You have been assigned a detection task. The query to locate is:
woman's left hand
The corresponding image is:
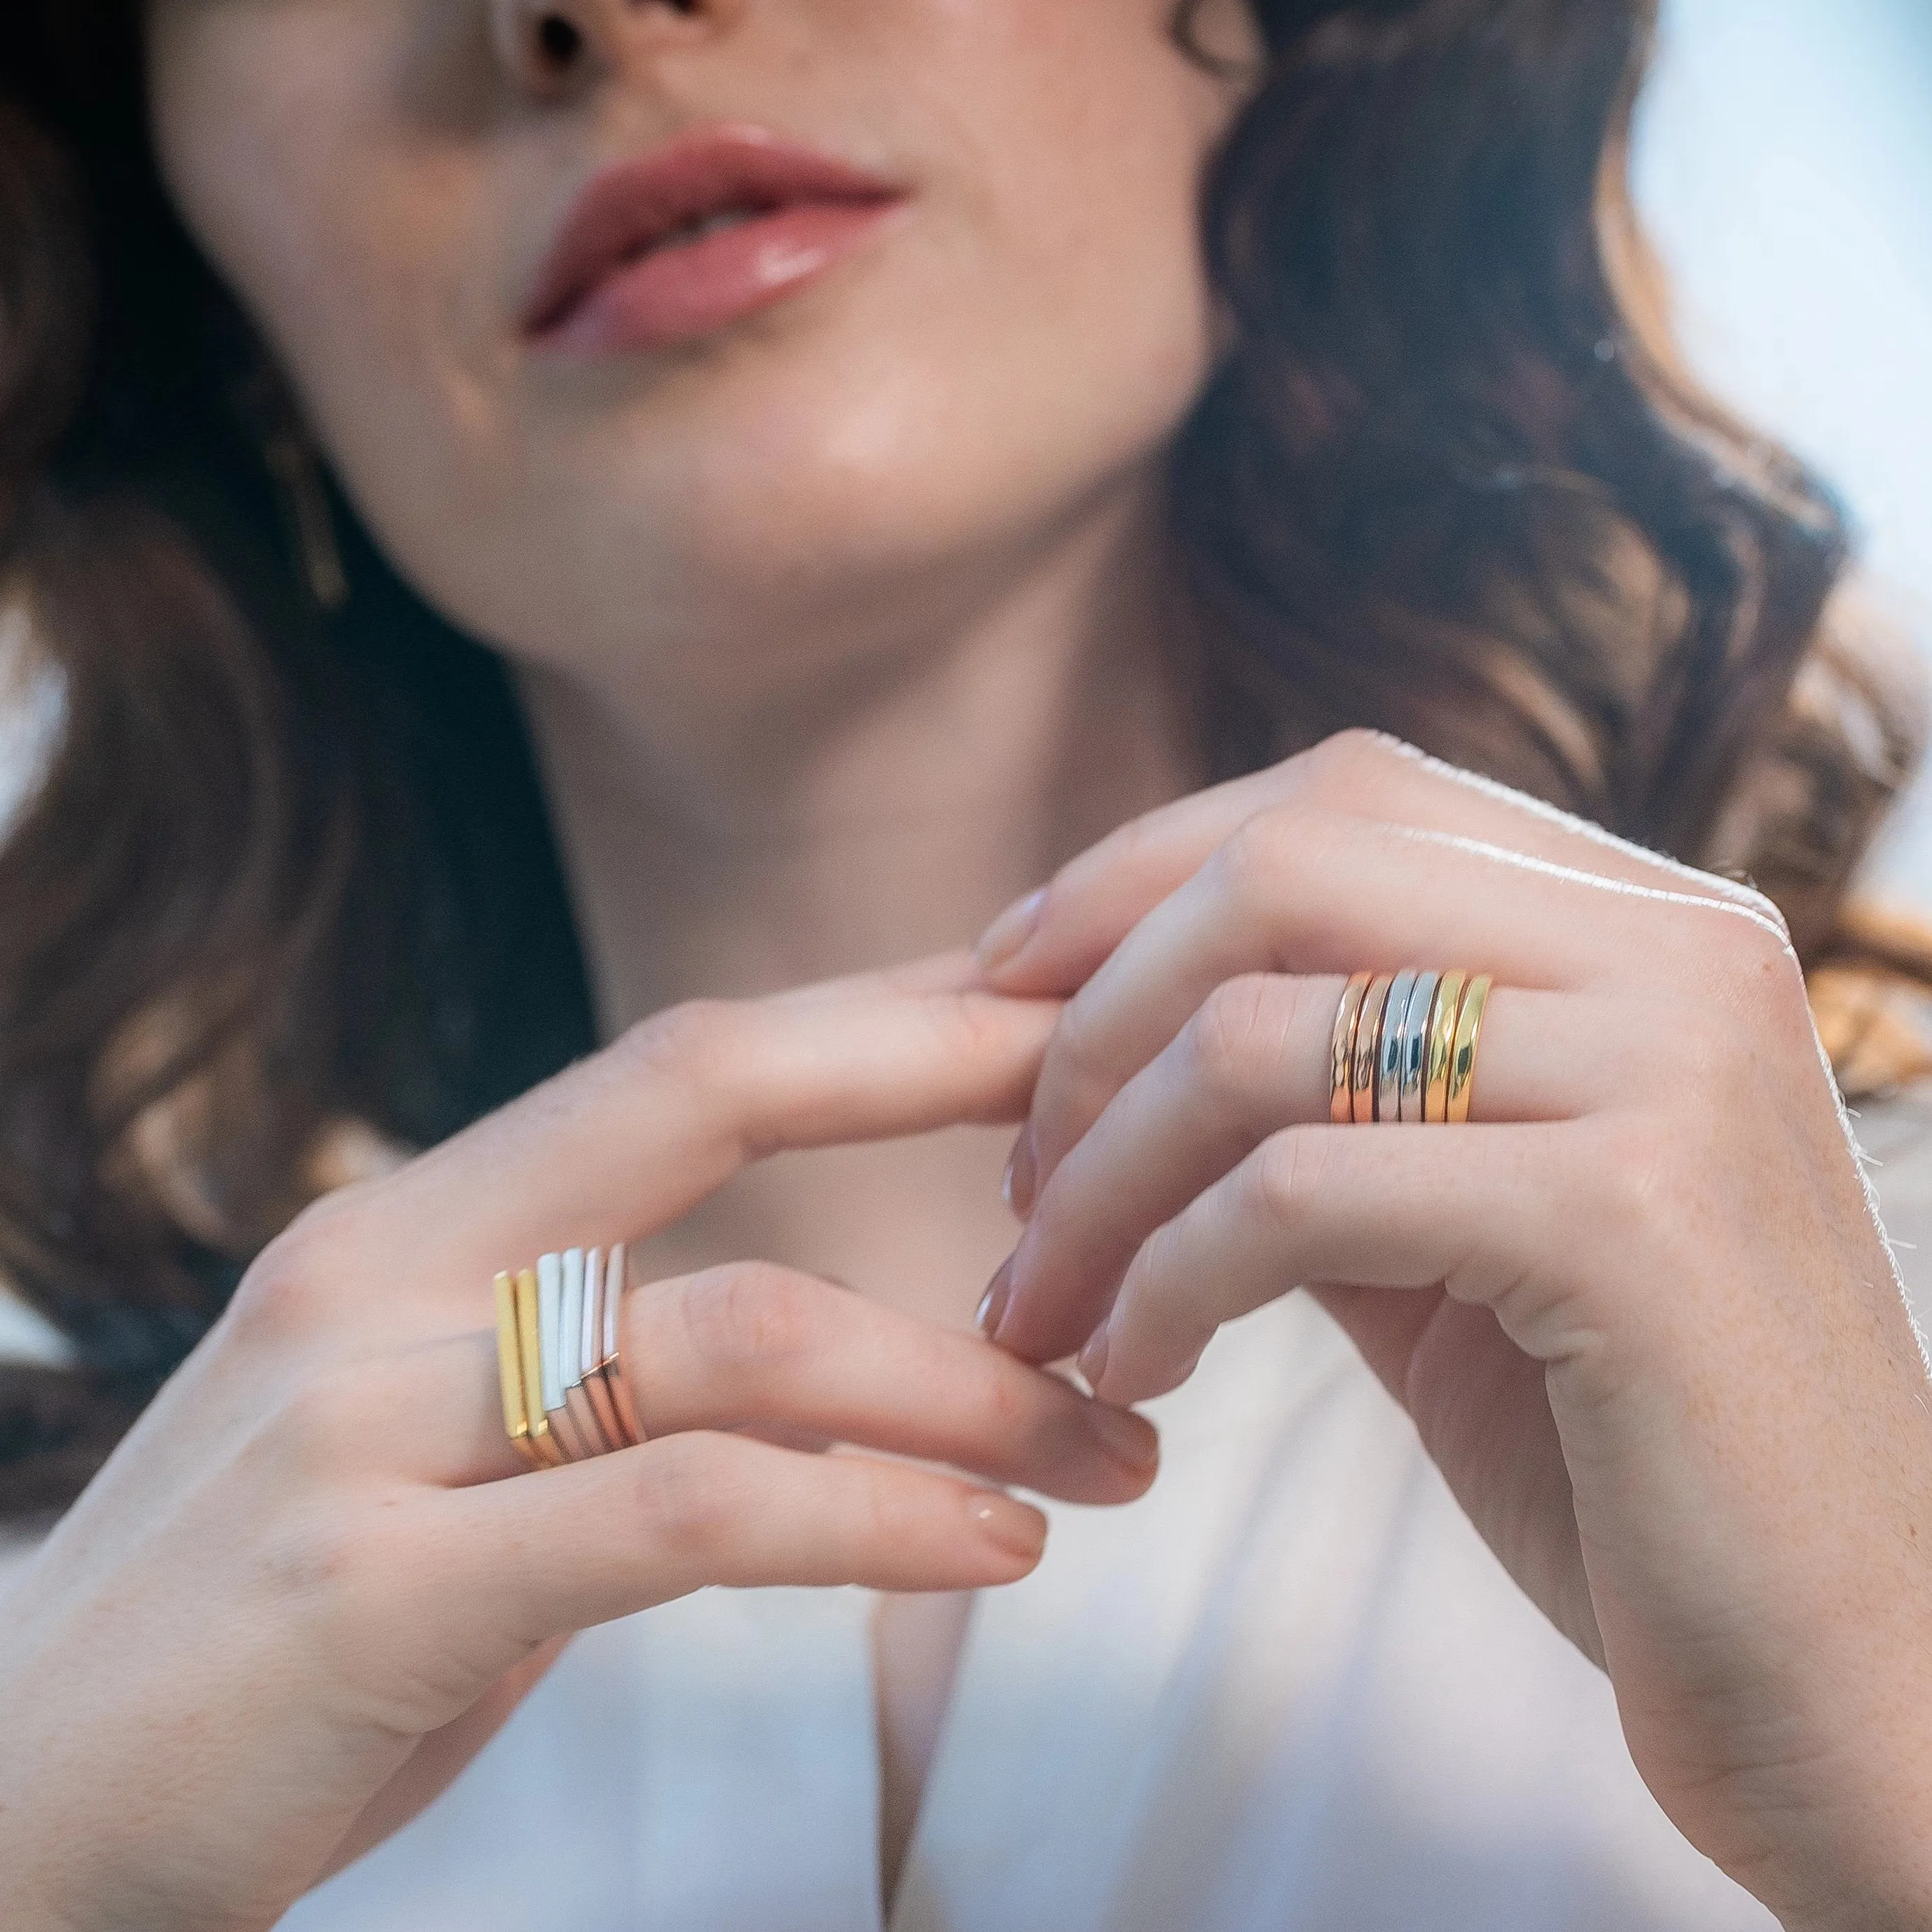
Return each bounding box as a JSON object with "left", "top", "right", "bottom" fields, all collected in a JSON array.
[{"left": 975, "top": 729, "right": 1932, "bottom": 1932}]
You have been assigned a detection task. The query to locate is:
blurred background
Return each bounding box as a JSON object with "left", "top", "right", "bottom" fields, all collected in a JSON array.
[{"left": 1638, "top": 0, "right": 1932, "bottom": 906}]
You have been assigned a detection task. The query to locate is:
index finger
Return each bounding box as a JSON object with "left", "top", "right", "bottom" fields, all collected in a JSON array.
[
  {"left": 281, "top": 980, "right": 1063, "bottom": 1335},
  {"left": 974, "top": 730, "right": 1778, "bottom": 997}
]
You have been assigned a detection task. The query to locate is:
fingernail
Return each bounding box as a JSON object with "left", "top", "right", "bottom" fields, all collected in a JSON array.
[
  {"left": 966, "top": 1492, "right": 1048, "bottom": 1563},
  {"left": 975, "top": 889, "right": 1046, "bottom": 975},
  {"left": 1077, "top": 1324, "right": 1111, "bottom": 1393},
  {"left": 1001, "top": 1126, "right": 1037, "bottom": 1221},
  {"left": 1082, "top": 1400, "right": 1158, "bottom": 1477},
  {"left": 976, "top": 1259, "right": 1014, "bottom": 1342}
]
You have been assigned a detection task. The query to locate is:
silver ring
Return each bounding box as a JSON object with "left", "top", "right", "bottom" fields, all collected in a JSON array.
[
  {"left": 1398, "top": 971, "right": 1440, "bottom": 1123},
  {"left": 1377, "top": 970, "right": 1417, "bottom": 1123}
]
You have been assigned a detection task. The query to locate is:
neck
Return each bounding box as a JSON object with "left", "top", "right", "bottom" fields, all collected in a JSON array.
[{"left": 520, "top": 482, "right": 1201, "bottom": 1036}]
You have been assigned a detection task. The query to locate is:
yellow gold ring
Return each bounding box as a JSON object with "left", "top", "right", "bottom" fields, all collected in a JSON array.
[
  {"left": 1423, "top": 970, "right": 1468, "bottom": 1123},
  {"left": 1330, "top": 969, "right": 1493, "bottom": 1126},
  {"left": 1446, "top": 975, "right": 1493, "bottom": 1125},
  {"left": 493, "top": 1245, "right": 644, "bottom": 1468}
]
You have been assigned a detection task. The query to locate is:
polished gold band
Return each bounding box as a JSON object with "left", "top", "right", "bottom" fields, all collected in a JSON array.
[
  {"left": 1423, "top": 970, "right": 1468, "bottom": 1124},
  {"left": 1329, "top": 968, "right": 1493, "bottom": 1125},
  {"left": 492, "top": 1245, "right": 645, "bottom": 1468},
  {"left": 1447, "top": 975, "right": 1493, "bottom": 1125}
]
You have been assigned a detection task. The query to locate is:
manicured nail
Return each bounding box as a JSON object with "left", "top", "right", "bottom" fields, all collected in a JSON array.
[
  {"left": 975, "top": 889, "right": 1046, "bottom": 975},
  {"left": 967, "top": 1492, "right": 1048, "bottom": 1563},
  {"left": 1077, "top": 1324, "right": 1111, "bottom": 1393},
  {"left": 1082, "top": 1400, "right": 1158, "bottom": 1477},
  {"left": 1001, "top": 1126, "right": 1038, "bottom": 1221},
  {"left": 976, "top": 1259, "right": 1014, "bottom": 1341}
]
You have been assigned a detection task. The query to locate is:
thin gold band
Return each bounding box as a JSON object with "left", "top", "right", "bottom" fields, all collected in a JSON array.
[
  {"left": 494, "top": 1246, "right": 643, "bottom": 1469},
  {"left": 1424, "top": 970, "right": 1468, "bottom": 1124},
  {"left": 513, "top": 1269, "right": 565, "bottom": 1466},
  {"left": 494, "top": 1273, "right": 542, "bottom": 1468},
  {"left": 1332, "top": 968, "right": 1492, "bottom": 1126},
  {"left": 1447, "top": 975, "right": 1493, "bottom": 1125}
]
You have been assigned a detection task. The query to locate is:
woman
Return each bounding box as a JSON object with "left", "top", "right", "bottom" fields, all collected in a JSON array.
[{"left": 2, "top": 0, "right": 1931, "bottom": 1926}]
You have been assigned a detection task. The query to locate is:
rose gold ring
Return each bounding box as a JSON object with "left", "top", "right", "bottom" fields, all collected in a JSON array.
[
  {"left": 1329, "top": 973, "right": 1372, "bottom": 1124},
  {"left": 1351, "top": 974, "right": 1396, "bottom": 1124},
  {"left": 1330, "top": 970, "right": 1492, "bottom": 1126},
  {"left": 493, "top": 1245, "right": 644, "bottom": 1468}
]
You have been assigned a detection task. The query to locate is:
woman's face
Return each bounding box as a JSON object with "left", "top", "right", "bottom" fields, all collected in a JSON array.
[{"left": 147, "top": 1, "right": 1261, "bottom": 693}]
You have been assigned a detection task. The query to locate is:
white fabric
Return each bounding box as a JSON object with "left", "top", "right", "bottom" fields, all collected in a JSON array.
[
  {"left": 2, "top": 1088, "right": 1927, "bottom": 1929},
  {"left": 269, "top": 1090, "right": 1932, "bottom": 1932}
]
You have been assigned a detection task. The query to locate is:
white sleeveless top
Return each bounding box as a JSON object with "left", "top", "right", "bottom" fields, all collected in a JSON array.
[{"left": 4, "top": 1088, "right": 1929, "bottom": 1931}]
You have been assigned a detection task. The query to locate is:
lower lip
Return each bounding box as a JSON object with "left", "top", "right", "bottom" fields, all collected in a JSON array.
[{"left": 529, "top": 198, "right": 902, "bottom": 358}]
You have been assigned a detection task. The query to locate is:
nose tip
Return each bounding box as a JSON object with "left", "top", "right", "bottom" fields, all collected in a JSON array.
[{"left": 494, "top": 0, "right": 715, "bottom": 100}]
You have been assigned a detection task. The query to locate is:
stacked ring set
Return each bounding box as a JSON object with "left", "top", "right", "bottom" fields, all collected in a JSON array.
[
  {"left": 1329, "top": 971, "right": 1494, "bottom": 1126},
  {"left": 494, "top": 1247, "right": 644, "bottom": 1468}
]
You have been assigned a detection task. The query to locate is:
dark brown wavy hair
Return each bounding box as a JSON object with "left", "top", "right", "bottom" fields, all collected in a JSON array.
[{"left": 1, "top": 0, "right": 1928, "bottom": 1515}]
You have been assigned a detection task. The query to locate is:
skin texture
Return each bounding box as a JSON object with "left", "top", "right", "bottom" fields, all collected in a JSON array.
[
  {"left": 980, "top": 730, "right": 1932, "bottom": 1929},
  {"left": 0, "top": 968, "right": 1158, "bottom": 1931},
  {"left": 4, "top": 0, "right": 1929, "bottom": 1927},
  {"left": 0, "top": 4, "right": 1249, "bottom": 1925}
]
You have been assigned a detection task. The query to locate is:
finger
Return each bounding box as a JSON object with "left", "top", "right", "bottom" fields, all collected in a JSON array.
[
  {"left": 992, "top": 977, "right": 1609, "bottom": 1363},
  {"left": 384, "top": 1265, "right": 1159, "bottom": 1500},
  {"left": 1017, "top": 804, "right": 1783, "bottom": 1210},
  {"left": 1077, "top": 1122, "right": 1587, "bottom": 1405},
  {"left": 977, "top": 729, "right": 1779, "bottom": 997},
  {"left": 438, "top": 1431, "right": 1053, "bottom": 1642},
  {"left": 290, "top": 985, "right": 1062, "bottom": 1330}
]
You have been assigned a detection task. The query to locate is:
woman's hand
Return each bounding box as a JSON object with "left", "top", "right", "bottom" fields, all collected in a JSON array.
[
  {"left": 976, "top": 731, "right": 1932, "bottom": 1931},
  {"left": 0, "top": 964, "right": 1156, "bottom": 1932}
]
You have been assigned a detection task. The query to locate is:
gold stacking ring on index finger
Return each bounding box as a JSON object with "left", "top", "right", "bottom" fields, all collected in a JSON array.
[
  {"left": 492, "top": 1246, "right": 647, "bottom": 1471},
  {"left": 1326, "top": 970, "right": 1494, "bottom": 1125}
]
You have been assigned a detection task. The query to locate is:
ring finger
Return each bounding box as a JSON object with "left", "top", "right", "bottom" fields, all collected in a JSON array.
[
  {"left": 991, "top": 975, "right": 1623, "bottom": 1362},
  {"left": 1018, "top": 805, "right": 1778, "bottom": 1211},
  {"left": 378, "top": 1264, "right": 1160, "bottom": 1499}
]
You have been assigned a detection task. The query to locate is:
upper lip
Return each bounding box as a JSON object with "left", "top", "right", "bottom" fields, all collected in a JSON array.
[{"left": 521, "top": 123, "right": 905, "bottom": 339}]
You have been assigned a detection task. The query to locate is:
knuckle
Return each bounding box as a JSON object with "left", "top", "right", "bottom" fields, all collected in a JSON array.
[
  {"left": 1187, "top": 975, "right": 1290, "bottom": 1097},
  {"left": 969, "top": 1351, "right": 1031, "bottom": 1437},
  {"left": 634, "top": 1433, "right": 736, "bottom": 1567},
  {"left": 853, "top": 1462, "right": 905, "bottom": 1550},
  {"left": 1212, "top": 803, "right": 1346, "bottom": 913},
  {"left": 224, "top": 1223, "right": 335, "bottom": 1354},
  {"left": 1250, "top": 1127, "right": 1330, "bottom": 1225},
  {"left": 676, "top": 1264, "right": 820, "bottom": 1374},
  {"left": 930, "top": 988, "right": 1032, "bottom": 1074},
  {"left": 1579, "top": 1115, "right": 1693, "bottom": 1257},
  {"left": 1297, "top": 727, "right": 1398, "bottom": 799},
  {"left": 1215, "top": 806, "right": 1301, "bottom": 898},
  {"left": 1034, "top": 1013, "right": 1124, "bottom": 1147},
  {"left": 616, "top": 998, "right": 745, "bottom": 1088}
]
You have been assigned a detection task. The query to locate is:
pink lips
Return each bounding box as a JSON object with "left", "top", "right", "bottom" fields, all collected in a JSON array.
[{"left": 522, "top": 123, "right": 905, "bottom": 357}]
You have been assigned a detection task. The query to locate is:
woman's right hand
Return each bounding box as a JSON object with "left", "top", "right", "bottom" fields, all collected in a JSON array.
[{"left": 0, "top": 964, "right": 1156, "bottom": 1932}]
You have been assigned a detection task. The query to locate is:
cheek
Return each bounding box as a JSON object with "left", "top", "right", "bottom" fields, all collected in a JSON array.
[
  {"left": 149, "top": 6, "right": 507, "bottom": 492},
  {"left": 148, "top": 0, "right": 1250, "bottom": 666}
]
